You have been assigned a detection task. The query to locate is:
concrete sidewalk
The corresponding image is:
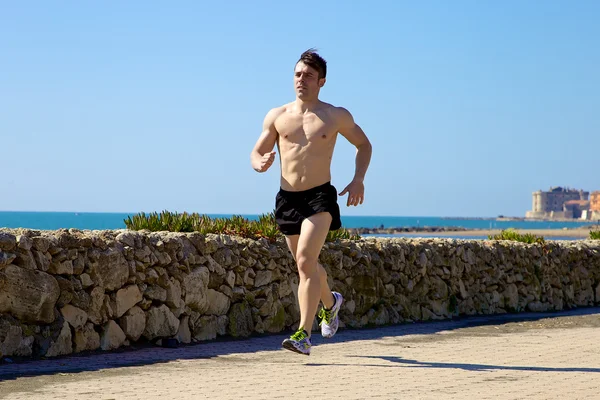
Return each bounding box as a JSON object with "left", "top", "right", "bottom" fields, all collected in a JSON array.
[{"left": 1, "top": 308, "right": 599, "bottom": 400}]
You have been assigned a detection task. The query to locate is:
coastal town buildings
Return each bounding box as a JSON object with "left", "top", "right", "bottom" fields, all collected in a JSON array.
[
  {"left": 563, "top": 200, "right": 590, "bottom": 219},
  {"left": 590, "top": 191, "right": 600, "bottom": 220},
  {"left": 526, "top": 187, "right": 597, "bottom": 220}
]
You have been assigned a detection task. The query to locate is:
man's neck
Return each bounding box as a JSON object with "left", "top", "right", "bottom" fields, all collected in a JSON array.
[{"left": 294, "top": 98, "right": 321, "bottom": 113}]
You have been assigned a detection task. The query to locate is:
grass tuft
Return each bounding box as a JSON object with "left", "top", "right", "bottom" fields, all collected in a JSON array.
[{"left": 124, "top": 211, "right": 360, "bottom": 243}]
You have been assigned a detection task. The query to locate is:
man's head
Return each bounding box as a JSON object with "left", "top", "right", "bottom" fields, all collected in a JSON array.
[{"left": 294, "top": 49, "right": 327, "bottom": 100}]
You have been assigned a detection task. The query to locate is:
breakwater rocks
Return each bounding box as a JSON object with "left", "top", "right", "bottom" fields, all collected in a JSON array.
[
  {"left": 354, "top": 226, "right": 469, "bottom": 234},
  {"left": 1, "top": 228, "right": 599, "bottom": 360}
]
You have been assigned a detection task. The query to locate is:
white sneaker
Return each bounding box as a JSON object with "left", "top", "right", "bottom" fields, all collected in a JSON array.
[
  {"left": 319, "top": 291, "right": 343, "bottom": 338},
  {"left": 282, "top": 329, "right": 311, "bottom": 355}
]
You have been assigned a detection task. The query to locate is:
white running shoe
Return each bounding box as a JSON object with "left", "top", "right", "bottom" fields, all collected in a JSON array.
[
  {"left": 282, "top": 328, "right": 312, "bottom": 355},
  {"left": 319, "top": 291, "right": 343, "bottom": 338}
]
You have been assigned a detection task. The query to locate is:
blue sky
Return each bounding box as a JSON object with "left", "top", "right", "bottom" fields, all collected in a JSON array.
[{"left": 1, "top": 1, "right": 598, "bottom": 217}]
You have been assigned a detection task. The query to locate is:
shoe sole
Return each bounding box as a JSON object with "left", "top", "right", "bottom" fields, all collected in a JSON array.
[{"left": 282, "top": 341, "right": 310, "bottom": 356}]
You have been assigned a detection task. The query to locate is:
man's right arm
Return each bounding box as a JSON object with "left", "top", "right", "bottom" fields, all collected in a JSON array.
[{"left": 250, "top": 107, "right": 282, "bottom": 173}]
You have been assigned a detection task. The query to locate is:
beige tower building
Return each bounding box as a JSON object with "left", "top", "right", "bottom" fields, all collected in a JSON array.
[{"left": 527, "top": 187, "right": 589, "bottom": 219}]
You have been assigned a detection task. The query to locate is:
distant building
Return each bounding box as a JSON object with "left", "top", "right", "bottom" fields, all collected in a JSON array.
[
  {"left": 591, "top": 191, "right": 600, "bottom": 212},
  {"left": 526, "top": 187, "right": 590, "bottom": 219},
  {"left": 563, "top": 200, "right": 590, "bottom": 219},
  {"left": 591, "top": 191, "right": 600, "bottom": 220}
]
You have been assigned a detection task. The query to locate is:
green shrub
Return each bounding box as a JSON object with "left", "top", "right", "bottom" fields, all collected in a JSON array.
[
  {"left": 590, "top": 229, "right": 600, "bottom": 240},
  {"left": 488, "top": 228, "right": 545, "bottom": 244},
  {"left": 327, "top": 227, "right": 361, "bottom": 241},
  {"left": 124, "top": 211, "right": 360, "bottom": 243}
]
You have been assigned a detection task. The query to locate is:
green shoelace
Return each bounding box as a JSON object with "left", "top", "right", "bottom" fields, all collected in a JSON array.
[
  {"left": 318, "top": 307, "right": 332, "bottom": 325},
  {"left": 291, "top": 328, "right": 308, "bottom": 341}
]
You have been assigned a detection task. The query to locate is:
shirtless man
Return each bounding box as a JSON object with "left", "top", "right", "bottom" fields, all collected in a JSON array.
[{"left": 250, "top": 49, "right": 372, "bottom": 355}]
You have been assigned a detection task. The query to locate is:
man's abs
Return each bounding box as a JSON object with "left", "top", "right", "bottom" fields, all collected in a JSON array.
[
  {"left": 279, "top": 157, "right": 333, "bottom": 191},
  {"left": 276, "top": 126, "right": 338, "bottom": 191},
  {"left": 274, "top": 103, "right": 340, "bottom": 192}
]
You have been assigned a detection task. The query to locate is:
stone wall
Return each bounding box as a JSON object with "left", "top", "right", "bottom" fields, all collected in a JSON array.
[{"left": 1, "top": 228, "right": 599, "bottom": 360}]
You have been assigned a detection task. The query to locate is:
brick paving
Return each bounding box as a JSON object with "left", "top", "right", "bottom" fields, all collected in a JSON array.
[{"left": 1, "top": 308, "right": 599, "bottom": 400}]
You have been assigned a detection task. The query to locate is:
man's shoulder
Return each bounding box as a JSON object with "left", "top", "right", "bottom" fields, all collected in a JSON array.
[
  {"left": 269, "top": 102, "right": 294, "bottom": 115},
  {"left": 319, "top": 102, "right": 352, "bottom": 117},
  {"left": 320, "top": 103, "right": 353, "bottom": 126},
  {"left": 264, "top": 104, "right": 289, "bottom": 125}
]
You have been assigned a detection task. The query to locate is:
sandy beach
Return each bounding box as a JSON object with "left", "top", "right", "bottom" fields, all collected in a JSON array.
[{"left": 433, "top": 227, "right": 595, "bottom": 238}]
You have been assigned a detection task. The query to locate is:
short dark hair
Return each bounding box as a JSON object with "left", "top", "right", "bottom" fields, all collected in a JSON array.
[{"left": 297, "top": 48, "right": 327, "bottom": 79}]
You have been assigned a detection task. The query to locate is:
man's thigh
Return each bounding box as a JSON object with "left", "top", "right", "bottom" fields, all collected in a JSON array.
[
  {"left": 296, "top": 212, "right": 332, "bottom": 262},
  {"left": 285, "top": 235, "right": 300, "bottom": 261}
]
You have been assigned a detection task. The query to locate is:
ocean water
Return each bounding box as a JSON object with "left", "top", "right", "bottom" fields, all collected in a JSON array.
[{"left": 0, "top": 211, "right": 595, "bottom": 232}]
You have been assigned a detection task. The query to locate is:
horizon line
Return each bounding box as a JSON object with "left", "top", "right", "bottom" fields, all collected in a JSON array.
[{"left": 0, "top": 210, "right": 507, "bottom": 219}]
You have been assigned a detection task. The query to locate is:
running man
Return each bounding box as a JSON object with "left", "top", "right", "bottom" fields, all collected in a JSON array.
[{"left": 250, "top": 49, "right": 372, "bottom": 355}]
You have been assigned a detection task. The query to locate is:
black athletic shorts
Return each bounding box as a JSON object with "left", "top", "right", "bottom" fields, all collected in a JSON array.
[{"left": 274, "top": 182, "right": 342, "bottom": 236}]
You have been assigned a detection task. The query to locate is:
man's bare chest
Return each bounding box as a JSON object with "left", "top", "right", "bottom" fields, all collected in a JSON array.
[{"left": 275, "top": 113, "right": 338, "bottom": 144}]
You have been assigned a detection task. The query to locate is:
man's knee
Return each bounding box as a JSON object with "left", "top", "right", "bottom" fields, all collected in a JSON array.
[{"left": 296, "top": 253, "right": 318, "bottom": 275}]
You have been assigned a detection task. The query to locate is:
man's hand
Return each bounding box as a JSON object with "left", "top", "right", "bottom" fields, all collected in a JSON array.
[
  {"left": 254, "top": 151, "right": 276, "bottom": 173},
  {"left": 339, "top": 180, "right": 365, "bottom": 207}
]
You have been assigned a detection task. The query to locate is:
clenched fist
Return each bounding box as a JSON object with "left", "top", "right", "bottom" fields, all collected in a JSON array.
[{"left": 254, "top": 151, "right": 276, "bottom": 173}]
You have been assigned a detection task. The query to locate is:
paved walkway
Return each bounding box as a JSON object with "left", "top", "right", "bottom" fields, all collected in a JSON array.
[{"left": 1, "top": 308, "right": 599, "bottom": 400}]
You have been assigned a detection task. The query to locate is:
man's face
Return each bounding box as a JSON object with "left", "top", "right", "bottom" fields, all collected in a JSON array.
[{"left": 294, "top": 61, "right": 325, "bottom": 100}]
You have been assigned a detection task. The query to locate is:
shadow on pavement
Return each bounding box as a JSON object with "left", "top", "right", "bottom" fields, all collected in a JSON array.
[
  {"left": 307, "top": 355, "right": 600, "bottom": 373},
  {"left": 1, "top": 307, "right": 599, "bottom": 382}
]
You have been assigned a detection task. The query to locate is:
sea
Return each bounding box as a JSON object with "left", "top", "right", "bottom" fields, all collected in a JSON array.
[{"left": 1, "top": 211, "right": 596, "bottom": 241}]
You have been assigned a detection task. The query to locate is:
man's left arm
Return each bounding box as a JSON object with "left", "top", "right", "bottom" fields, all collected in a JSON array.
[{"left": 337, "top": 107, "right": 372, "bottom": 207}]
